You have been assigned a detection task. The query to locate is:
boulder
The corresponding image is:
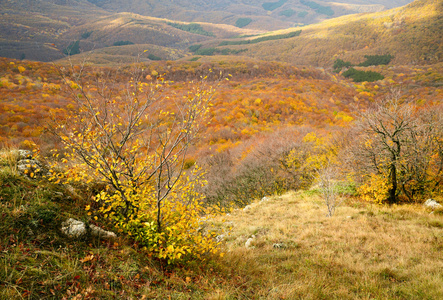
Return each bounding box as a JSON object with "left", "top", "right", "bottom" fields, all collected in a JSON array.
[
  {"left": 17, "top": 158, "right": 47, "bottom": 178},
  {"left": 61, "top": 218, "right": 86, "bottom": 237},
  {"left": 17, "top": 149, "right": 32, "bottom": 160},
  {"left": 424, "top": 199, "right": 442, "bottom": 209},
  {"left": 61, "top": 218, "right": 116, "bottom": 239}
]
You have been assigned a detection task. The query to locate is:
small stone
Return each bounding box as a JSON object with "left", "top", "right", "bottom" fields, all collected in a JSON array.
[
  {"left": 61, "top": 218, "right": 86, "bottom": 237},
  {"left": 273, "top": 243, "right": 287, "bottom": 249},
  {"left": 243, "top": 205, "right": 251, "bottom": 212},
  {"left": 90, "top": 224, "right": 116, "bottom": 239},
  {"left": 245, "top": 238, "right": 254, "bottom": 248},
  {"left": 261, "top": 196, "right": 269, "bottom": 202}
]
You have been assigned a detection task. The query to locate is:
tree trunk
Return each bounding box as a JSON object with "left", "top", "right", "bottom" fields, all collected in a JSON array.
[{"left": 388, "top": 163, "right": 397, "bottom": 204}]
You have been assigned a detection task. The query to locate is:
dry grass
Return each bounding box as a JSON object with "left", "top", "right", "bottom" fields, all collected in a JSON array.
[
  {"left": 0, "top": 146, "right": 19, "bottom": 173},
  {"left": 2, "top": 150, "right": 442, "bottom": 299},
  {"left": 210, "top": 191, "right": 443, "bottom": 299}
]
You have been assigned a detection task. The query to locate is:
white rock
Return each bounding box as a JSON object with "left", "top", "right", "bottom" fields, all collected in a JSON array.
[
  {"left": 243, "top": 205, "right": 251, "bottom": 212},
  {"left": 424, "top": 199, "right": 442, "bottom": 209},
  {"left": 260, "top": 196, "right": 269, "bottom": 202},
  {"left": 61, "top": 218, "right": 116, "bottom": 239},
  {"left": 216, "top": 234, "right": 225, "bottom": 242},
  {"left": 273, "top": 243, "right": 286, "bottom": 249},
  {"left": 245, "top": 235, "right": 256, "bottom": 248},
  {"left": 90, "top": 224, "right": 116, "bottom": 239},
  {"left": 61, "top": 218, "right": 86, "bottom": 237},
  {"left": 18, "top": 149, "right": 32, "bottom": 160}
]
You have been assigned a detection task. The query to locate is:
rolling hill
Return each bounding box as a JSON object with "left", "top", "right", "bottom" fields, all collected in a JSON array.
[
  {"left": 0, "top": 0, "right": 424, "bottom": 65},
  {"left": 86, "top": 0, "right": 415, "bottom": 30},
  {"left": 189, "top": 0, "right": 443, "bottom": 67}
]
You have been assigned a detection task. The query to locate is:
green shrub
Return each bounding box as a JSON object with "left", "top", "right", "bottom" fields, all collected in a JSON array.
[
  {"left": 358, "top": 54, "right": 394, "bottom": 67},
  {"left": 148, "top": 54, "right": 162, "bottom": 61},
  {"left": 235, "top": 18, "right": 252, "bottom": 28},
  {"left": 280, "top": 9, "right": 296, "bottom": 17},
  {"left": 262, "top": 0, "right": 287, "bottom": 11},
  {"left": 194, "top": 48, "right": 217, "bottom": 56},
  {"left": 333, "top": 58, "right": 353, "bottom": 73},
  {"left": 300, "top": 0, "right": 334, "bottom": 16},
  {"left": 63, "top": 41, "right": 80, "bottom": 56},
  {"left": 342, "top": 67, "right": 384, "bottom": 82},
  {"left": 113, "top": 41, "right": 134, "bottom": 46},
  {"left": 168, "top": 22, "right": 214, "bottom": 37},
  {"left": 194, "top": 47, "right": 247, "bottom": 56},
  {"left": 189, "top": 44, "right": 202, "bottom": 52},
  {"left": 81, "top": 31, "right": 92, "bottom": 39},
  {"left": 219, "top": 30, "right": 301, "bottom": 46}
]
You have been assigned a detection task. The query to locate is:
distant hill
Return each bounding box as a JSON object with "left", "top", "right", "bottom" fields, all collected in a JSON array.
[
  {"left": 86, "top": 0, "right": 415, "bottom": 30},
  {"left": 194, "top": 0, "right": 442, "bottom": 67},
  {"left": 0, "top": 0, "right": 438, "bottom": 67}
]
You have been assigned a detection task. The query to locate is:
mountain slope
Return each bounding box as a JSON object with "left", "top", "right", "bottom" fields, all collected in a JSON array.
[
  {"left": 208, "top": 0, "right": 442, "bottom": 66},
  {"left": 87, "top": 0, "right": 415, "bottom": 30},
  {"left": 0, "top": 0, "right": 110, "bottom": 61}
]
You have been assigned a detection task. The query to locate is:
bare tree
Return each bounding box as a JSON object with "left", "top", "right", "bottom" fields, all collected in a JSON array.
[
  {"left": 351, "top": 89, "right": 442, "bottom": 203},
  {"left": 317, "top": 165, "right": 345, "bottom": 217}
]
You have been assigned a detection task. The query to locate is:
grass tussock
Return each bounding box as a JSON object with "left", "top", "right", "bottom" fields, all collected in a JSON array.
[{"left": 1, "top": 151, "right": 443, "bottom": 299}]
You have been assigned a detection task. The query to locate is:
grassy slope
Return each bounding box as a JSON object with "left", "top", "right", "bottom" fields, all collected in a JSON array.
[
  {"left": 1, "top": 150, "right": 443, "bottom": 299},
  {"left": 209, "top": 191, "right": 443, "bottom": 299},
  {"left": 220, "top": 0, "right": 442, "bottom": 67},
  {"left": 87, "top": 0, "right": 415, "bottom": 30}
]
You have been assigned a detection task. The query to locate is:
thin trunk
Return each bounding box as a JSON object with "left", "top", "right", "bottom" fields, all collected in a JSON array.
[{"left": 388, "top": 162, "right": 397, "bottom": 204}]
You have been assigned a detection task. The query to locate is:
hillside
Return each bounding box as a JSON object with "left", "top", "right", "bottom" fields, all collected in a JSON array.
[
  {"left": 1, "top": 162, "right": 443, "bottom": 298},
  {"left": 0, "top": 2, "right": 261, "bottom": 63},
  {"left": 87, "top": 0, "right": 415, "bottom": 30},
  {"left": 0, "top": 0, "right": 424, "bottom": 65},
  {"left": 191, "top": 0, "right": 443, "bottom": 67},
  {"left": 0, "top": 0, "right": 109, "bottom": 61}
]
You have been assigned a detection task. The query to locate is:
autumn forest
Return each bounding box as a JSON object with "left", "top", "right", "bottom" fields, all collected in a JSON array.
[{"left": 0, "top": 0, "right": 442, "bottom": 299}]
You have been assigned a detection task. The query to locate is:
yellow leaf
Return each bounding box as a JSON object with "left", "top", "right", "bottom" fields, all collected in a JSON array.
[{"left": 80, "top": 254, "right": 94, "bottom": 263}]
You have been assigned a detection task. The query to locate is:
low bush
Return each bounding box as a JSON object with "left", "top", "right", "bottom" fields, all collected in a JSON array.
[
  {"left": 235, "top": 18, "right": 252, "bottom": 28},
  {"left": 168, "top": 22, "right": 214, "bottom": 37},
  {"left": 113, "top": 41, "right": 134, "bottom": 46},
  {"left": 219, "top": 30, "right": 301, "bottom": 46},
  {"left": 262, "top": 0, "right": 287, "bottom": 11},
  {"left": 358, "top": 54, "right": 394, "bottom": 66},
  {"left": 342, "top": 67, "right": 384, "bottom": 82},
  {"left": 280, "top": 9, "right": 296, "bottom": 17}
]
